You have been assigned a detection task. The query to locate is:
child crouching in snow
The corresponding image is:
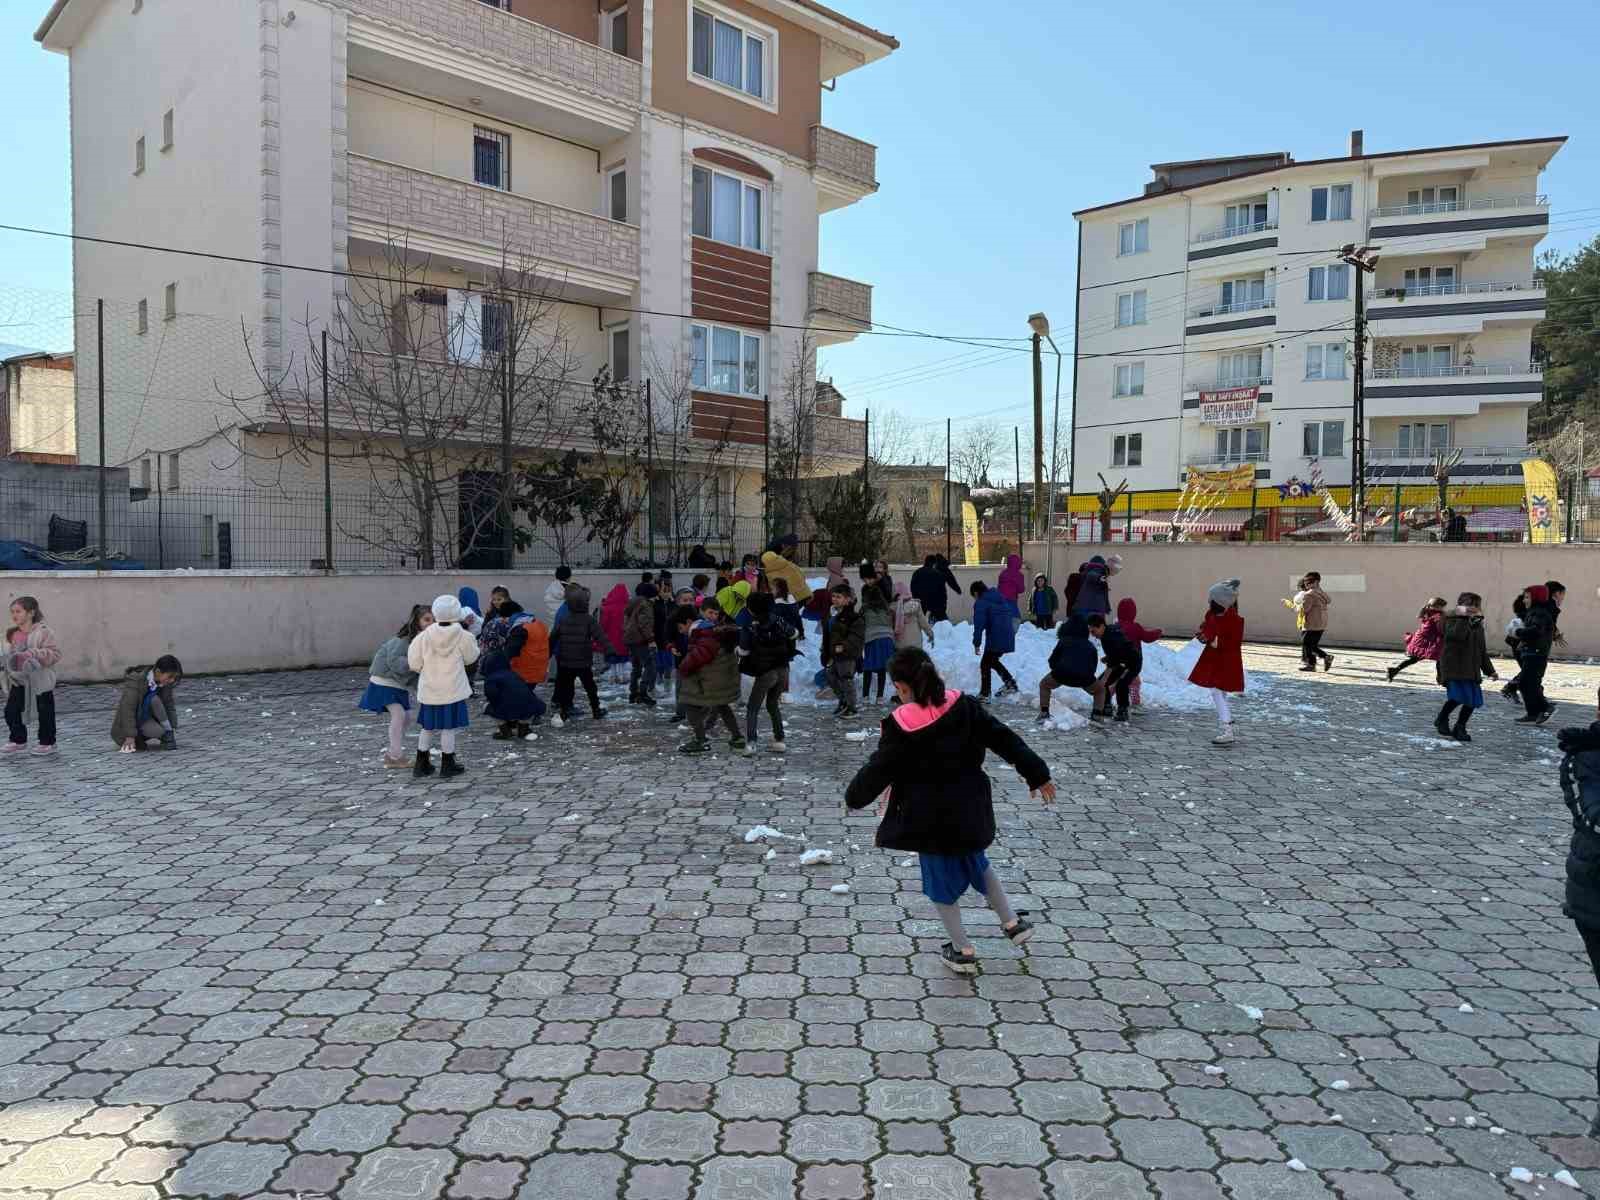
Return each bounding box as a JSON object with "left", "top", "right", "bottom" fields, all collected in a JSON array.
[
  {"left": 1434, "top": 592, "right": 1497, "bottom": 742},
  {"left": 846, "top": 648, "right": 1054, "bottom": 974},
  {"left": 1388, "top": 596, "right": 1447, "bottom": 682}
]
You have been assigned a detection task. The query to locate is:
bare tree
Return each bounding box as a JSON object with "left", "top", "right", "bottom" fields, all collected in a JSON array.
[
  {"left": 766, "top": 335, "right": 824, "bottom": 544},
  {"left": 949, "top": 420, "right": 1003, "bottom": 488}
]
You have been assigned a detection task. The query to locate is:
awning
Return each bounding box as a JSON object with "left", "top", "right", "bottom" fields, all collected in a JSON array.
[
  {"left": 1128, "top": 512, "right": 1248, "bottom": 535},
  {"left": 1464, "top": 507, "right": 1527, "bottom": 533},
  {"left": 1286, "top": 515, "right": 1353, "bottom": 537}
]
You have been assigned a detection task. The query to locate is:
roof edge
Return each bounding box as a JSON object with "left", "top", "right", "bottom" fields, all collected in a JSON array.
[
  {"left": 770, "top": 0, "right": 898, "bottom": 50},
  {"left": 34, "top": 0, "right": 70, "bottom": 42}
]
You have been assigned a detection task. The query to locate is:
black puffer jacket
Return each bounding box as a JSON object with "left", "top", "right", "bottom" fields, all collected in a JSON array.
[
  {"left": 1522, "top": 600, "right": 1560, "bottom": 657},
  {"left": 551, "top": 587, "right": 616, "bottom": 669},
  {"left": 845, "top": 693, "right": 1050, "bottom": 855},
  {"left": 1559, "top": 723, "right": 1600, "bottom": 929}
]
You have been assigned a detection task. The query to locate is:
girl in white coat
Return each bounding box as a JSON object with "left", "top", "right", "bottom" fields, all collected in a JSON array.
[{"left": 407, "top": 594, "right": 480, "bottom": 779}]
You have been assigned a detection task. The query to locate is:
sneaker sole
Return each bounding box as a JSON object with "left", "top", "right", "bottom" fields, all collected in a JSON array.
[
  {"left": 1006, "top": 927, "right": 1034, "bottom": 946},
  {"left": 941, "top": 958, "right": 979, "bottom": 976}
]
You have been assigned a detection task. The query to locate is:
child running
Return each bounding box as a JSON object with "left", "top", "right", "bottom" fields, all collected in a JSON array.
[
  {"left": 1556, "top": 691, "right": 1600, "bottom": 1136},
  {"left": 970, "top": 580, "right": 1020, "bottom": 700},
  {"left": 1388, "top": 596, "right": 1447, "bottom": 682},
  {"left": 845, "top": 648, "right": 1055, "bottom": 975},
  {"left": 678, "top": 599, "right": 744, "bottom": 754},
  {"left": 4, "top": 596, "right": 62, "bottom": 757},
  {"left": 1188, "top": 578, "right": 1245, "bottom": 747},
  {"left": 1502, "top": 592, "right": 1529, "bottom": 703},
  {"left": 1284, "top": 572, "right": 1334, "bottom": 672},
  {"left": 359, "top": 603, "right": 431, "bottom": 768},
  {"left": 550, "top": 587, "right": 617, "bottom": 725},
  {"left": 858, "top": 566, "right": 896, "bottom": 705},
  {"left": 1115, "top": 598, "right": 1161, "bottom": 707},
  {"left": 407, "top": 594, "right": 480, "bottom": 778},
  {"left": 1434, "top": 592, "right": 1497, "bottom": 742}
]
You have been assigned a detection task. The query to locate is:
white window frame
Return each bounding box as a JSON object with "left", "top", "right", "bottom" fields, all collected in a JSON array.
[
  {"left": 164, "top": 283, "right": 177, "bottom": 321},
  {"left": 689, "top": 321, "right": 763, "bottom": 399},
  {"left": 136, "top": 299, "right": 148, "bottom": 335},
  {"left": 165, "top": 451, "right": 181, "bottom": 492},
  {"left": 689, "top": 1, "right": 778, "bottom": 111},
  {"left": 1218, "top": 350, "right": 1263, "bottom": 385},
  {"left": 1112, "top": 432, "right": 1142, "bottom": 468},
  {"left": 1214, "top": 425, "right": 1268, "bottom": 463},
  {"left": 1117, "top": 218, "right": 1149, "bottom": 256},
  {"left": 1305, "top": 343, "right": 1346, "bottom": 380},
  {"left": 1307, "top": 264, "right": 1350, "bottom": 302},
  {"left": 1302, "top": 420, "right": 1346, "bottom": 459},
  {"left": 1113, "top": 361, "right": 1145, "bottom": 397},
  {"left": 600, "top": 5, "right": 628, "bottom": 55},
  {"left": 162, "top": 108, "right": 174, "bottom": 151},
  {"left": 1310, "top": 183, "right": 1353, "bottom": 222},
  {"left": 691, "top": 163, "right": 766, "bottom": 252},
  {"left": 608, "top": 323, "right": 631, "bottom": 384},
  {"left": 1115, "top": 290, "right": 1147, "bottom": 327},
  {"left": 134, "top": 135, "right": 145, "bottom": 175},
  {"left": 604, "top": 164, "right": 627, "bottom": 223}
]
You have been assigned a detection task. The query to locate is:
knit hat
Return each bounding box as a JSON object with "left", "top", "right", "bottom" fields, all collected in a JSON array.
[
  {"left": 1105, "top": 554, "right": 1124, "bottom": 574},
  {"left": 431, "top": 594, "right": 464, "bottom": 624},
  {"left": 1208, "top": 578, "right": 1241, "bottom": 608}
]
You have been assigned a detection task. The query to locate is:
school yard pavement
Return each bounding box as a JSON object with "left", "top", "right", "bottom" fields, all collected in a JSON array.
[{"left": 3, "top": 643, "right": 1600, "bottom": 1199}]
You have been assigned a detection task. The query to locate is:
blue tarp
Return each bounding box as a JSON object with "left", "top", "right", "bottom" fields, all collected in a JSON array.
[{"left": 0, "top": 541, "right": 147, "bottom": 572}]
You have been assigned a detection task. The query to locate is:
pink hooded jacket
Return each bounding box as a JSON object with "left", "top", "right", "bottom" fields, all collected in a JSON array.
[{"left": 997, "top": 554, "right": 1025, "bottom": 606}]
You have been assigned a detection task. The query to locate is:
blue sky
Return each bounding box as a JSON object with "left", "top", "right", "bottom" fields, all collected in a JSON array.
[{"left": 3, "top": 0, "right": 1597, "bottom": 473}]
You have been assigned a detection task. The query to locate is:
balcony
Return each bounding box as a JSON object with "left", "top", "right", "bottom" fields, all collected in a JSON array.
[
  {"left": 1364, "top": 363, "right": 1543, "bottom": 418},
  {"left": 811, "top": 126, "right": 879, "bottom": 212},
  {"left": 1185, "top": 373, "right": 1273, "bottom": 393},
  {"left": 1185, "top": 291, "right": 1277, "bottom": 339},
  {"left": 347, "top": 155, "right": 639, "bottom": 302},
  {"left": 336, "top": 0, "right": 640, "bottom": 146},
  {"left": 1370, "top": 194, "right": 1547, "bottom": 219},
  {"left": 1368, "top": 193, "right": 1550, "bottom": 254},
  {"left": 1185, "top": 449, "right": 1269, "bottom": 467},
  {"left": 1367, "top": 443, "right": 1532, "bottom": 480},
  {"left": 1188, "top": 219, "right": 1279, "bottom": 264},
  {"left": 1366, "top": 278, "right": 1545, "bottom": 337},
  {"left": 1368, "top": 362, "right": 1540, "bottom": 381},
  {"left": 1369, "top": 443, "right": 1531, "bottom": 462},
  {"left": 808, "top": 272, "right": 873, "bottom": 346}
]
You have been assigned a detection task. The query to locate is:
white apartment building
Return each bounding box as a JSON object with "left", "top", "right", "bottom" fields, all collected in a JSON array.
[
  {"left": 1071, "top": 132, "right": 1563, "bottom": 498},
  {"left": 36, "top": 0, "right": 892, "bottom": 565}
]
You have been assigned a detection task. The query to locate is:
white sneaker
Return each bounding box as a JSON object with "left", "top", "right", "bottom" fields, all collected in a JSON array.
[
  {"left": 742, "top": 742, "right": 757, "bottom": 756},
  {"left": 770, "top": 740, "right": 786, "bottom": 754},
  {"left": 1211, "top": 723, "right": 1235, "bottom": 746},
  {"left": 550, "top": 714, "right": 565, "bottom": 728}
]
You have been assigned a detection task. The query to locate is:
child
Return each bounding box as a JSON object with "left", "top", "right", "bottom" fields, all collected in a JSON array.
[
  {"left": 772, "top": 578, "right": 805, "bottom": 640},
  {"left": 1435, "top": 592, "right": 1497, "bottom": 742},
  {"left": 1038, "top": 614, "right": 1103, "bottom": 720},
  {"left": 1088, "top": 612, "right": 1140, "bottom": 722},
  {"left": 358, "top": 604, "right": 430, "bottom": 767},
  {"left": 1188, "top": 578, "right": 1245, "bottom": 747},
  {"left": 1115, "top": 598, "right": 1162, "bottom": 707},
  {"left": 666, "top": 604, "right": 696, "bottom": 724},
  {"left": 1388, "top": 597, "right": 1447, "bottom": 682},
  {"left": 623, "top": 583, "right": 659, "bottom": 706},
  {"left": 716, "top": 579, "right": 753, "bottom": 627},
  {"left": 482, "top": 648, "right": 546, "bottom": 739},
  {"left": 550, "top": 587, "right": 617, "bottom": 725},
  {"left": 1556, "top": 691, "right": 1600, "bottom": 1135},
  {"left": 407, "top": 594, "right": 480, "bottom": 778},
  {"left": 1502, "top": 592, "right": 1529, "bottom": 702},
  {"left": 858, "top": 568, "right": 896, "bottom": 705},
  {"left": 893, "top": 582, "right": 933, "bottom": 654},
  {"left": 1284, "top": 572, "right": 1334, "bottom": 672},
  {"left": 542, "top": 566, "right": 573, "bottom": 627},
  {"left": 599, "top": 583, "right": 631, "bottom": 684},
  {"left": 505, "top": 613, "right": 550, "bottom": 723},
  {"left": 691, "top": 574, "right": 712, "bottom": 604},
  {"left": 737, "top": 553, "right": 761, "bottom": 586},
  {"left": 112, "top": 654, "right": 184, "bottom": 752},
  {"left": 997, "top": 553, "right": 1026, "bottom": 617},
  {"left": 4, "top": 596, "right": 61, "bottom": 756},
  {"left": 969, "top": 580, "right": 1019, "bottom": 701},
  {"left": 678, "top": 602, "right": 744, "bottom": 753},
  {"left": 822, "top": 583, "right": 865, "bottom": 717},
  {"left": 739, "top": 592, "right": 795, "bottom": 754},
  {"left": 1029, "top": 573, "right": 1059, "bottom": 630},
  {"left": 1517, "top": 583, "right": 1560, "bottom": 725},
  {"left": 845, "top": 648, "right": 1055, "bottom": 975}
]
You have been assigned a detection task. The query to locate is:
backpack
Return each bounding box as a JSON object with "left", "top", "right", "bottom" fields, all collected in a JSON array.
[{"left": 741, "top": 617, "right": 796, "bottom": 676}]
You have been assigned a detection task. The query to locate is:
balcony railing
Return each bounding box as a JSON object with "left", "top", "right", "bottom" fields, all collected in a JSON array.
[
  {"left": 1187, "top": 373, "right": 1273, "bottom": 392},
  {"left": 1369, "top": 444, "right": 1532, "bottom": 461},
  {"left": 810, "top": 126, "right": 878, "bottom": 190},
  {"left": 348, "top": 155, "right": 639, "bottom": 283},
  {"left": 809, "top": 272, "right": 873, "bottom": 329},
  {"left": 1186, "top": 450, "right": 1269, "bottom": 466},
  {"left": 1368, "top": 362, "right": 1539, "bottom": 380},
  {"left": 1367, "top": 279, "right": 1543, "bottom": 300},
  {"left": 1370, "top": 193, "right": 1548, "bottom": 219},
  {"left": 1191, "top": 218, "right": 1278, "bottom": 245},
  {"left": 336, "top": 0, "right": 641, "bottom": 105},
  {"left": 1188, "top": 293, "right": 1276, "bottom": 319}
]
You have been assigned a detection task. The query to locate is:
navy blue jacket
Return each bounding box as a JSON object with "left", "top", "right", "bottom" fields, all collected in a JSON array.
[
  {"left": 1560, "top": 723, "right": 1600, "bottom": 929},
  {"left": 1048, "top": 615, "right": 1098, "bottom": 683},
  {"left": 971, "top": 589, "right": 1016, "bottom": 655}
]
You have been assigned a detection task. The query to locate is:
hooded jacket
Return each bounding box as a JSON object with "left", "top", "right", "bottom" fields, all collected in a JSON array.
[
  {"left": 368, "top": 634, "right": 419, "bottom": 690},
  {"left": 481, "top": 651, "right": 545, "bottom": 723},
  {"left": 506, "top": 619, "right": 550, "bottom": 685},
  {"left": 623, "top": 591, "right": 657, "bottom": 647},
  {"left": 1437, "top": 611, "right": 1496, "bottom": 684},
  {"left": 542, "top": 579, "right": 570, "bottom": 626},
  {"left": 1073, "top": 557, "right": 1111, "bottom": 616},
  {"left": 739, "top": 611, "right": 797, "bottom": 676},
  {"left": 893, "top": 590, "right": 933, "bottom": 649},
  {"left": 407, "top": 620, "right": 481, "bottom": 705},
  {"left": 1029, "top": 582, "right": 1060, "bottom": 626},
  {"left": 717, "top": 580, "right": 752, "bottom": 620},
  {"left": 860, "top": 589, "right": 894, "bottom": 644},
  {"left": 761, "top": 536, "right": 812, "bottom": 603},
  {"left": 845, "top": 691, "right": 1050, "bottom": 855},
  {"left": 1405, "top": 610, "right": 1445, "bottom": 661},
  {"left": 1100, "top": 621, "right": 1142, "bottom": 675},
  {"left": 551, "top": 588, "right": 617, "bottom": 670},
  {"left": 997, "top": 554, "right": 1025, "bottom": 607},
  {"left": 110, "top": 666, "right": 179, "bottom": 746},
  {"left": 1048, "top": 615, "right": 1098, "bottom": 683},
  {"left": 599, "top": 584, "right": 630, "bottom": 656},
  {"left": 971, "top": 588, "right": 1016, "bottom": 655},
  {"left": 678, "top": 623, "right": 742, "bottom": 706},
  {"left": 1560, "top": 722, "right": 1600, "bottom": 929},
  {"left": 911, "top": 555, "right": 960, "bottom": 619},
  {"left": 1291, "top": 586, "right": 1331, "bottom": 632},
  {"left": 1521, "top": 586, "right": 1559, "bottom": 657},
  {"left": 1116, "top": 598, "right": 1162, "bottom": 645}
]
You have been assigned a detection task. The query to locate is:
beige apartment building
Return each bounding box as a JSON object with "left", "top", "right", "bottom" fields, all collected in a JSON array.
[{"left": 37, "top": 0, "right": 893, "bottom": 566}]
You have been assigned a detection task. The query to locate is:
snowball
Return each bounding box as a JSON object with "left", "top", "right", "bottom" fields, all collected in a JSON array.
[
  {"left": 829, "top": 884, "right": 850, "bottom": 895},
  {"left": 1457, "top": 1002, "right": 1474, "bottom": 1013},
  {"left": 1235, "top": 1004, "right": 1264, "bottom": 1021},
  {"left": 798, "top": 849, "right": 835, "bottom": 866},
  {"left": 1286, "top": 1159, "right": 1308, "bottom": 1173},
  {"left": 1329, "top": 1080, "right": 1350, "bottom": 1091},
  {"left": 1203, "top": 1065, "right": 1226, "bottom": 1076},
  {"left": 744, "top": 825, "right": 798, "bottom": 843}
]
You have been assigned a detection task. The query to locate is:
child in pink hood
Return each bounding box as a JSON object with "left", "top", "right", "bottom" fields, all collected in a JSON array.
[
  {"left": 997, "top": 554, "right": 1026, "bottom": 610},
  {"left": 598, "top": 584, "right": 630, "bottom": 683},
  {"left": 1115, "top": 597, "right": 1162, "bottom": 707}
]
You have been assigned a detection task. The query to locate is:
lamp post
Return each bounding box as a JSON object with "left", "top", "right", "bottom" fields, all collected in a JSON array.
[{"left": 1029, "top": 312, "right": 1063, "bottom": 581}]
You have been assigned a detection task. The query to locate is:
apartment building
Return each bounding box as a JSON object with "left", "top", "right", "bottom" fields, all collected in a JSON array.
[
  {"left": 1, "top": 351, "right": 77, "bottom": 464},
  {"left": 1070, "top": 131, "right": 1562, "bottom": 519},
  {"left": 36, "top": 0, "right": 893, "bottom": 565}
]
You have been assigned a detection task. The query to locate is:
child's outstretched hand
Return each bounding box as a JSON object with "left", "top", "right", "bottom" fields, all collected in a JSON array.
[{"left": 1033, "top": 781, "right": 1057, "bottom": 805}]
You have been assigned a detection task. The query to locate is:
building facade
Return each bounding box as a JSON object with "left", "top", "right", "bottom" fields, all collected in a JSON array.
[
  {"left": 1, "top": 351, "right": 76, "bottom": 464},
  {"left": 36, "top": 0, "right": 892, "bottom": 566},
  {"left": 1070, "top": 132, "right": 1562, "bottom": 531}
]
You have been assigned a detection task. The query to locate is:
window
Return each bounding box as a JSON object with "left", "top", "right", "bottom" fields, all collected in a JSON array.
[
  {"left": 134, "top": 135, "right": 145, "bottom": 174},
  {"left": 605, "top": 167, "right": 627, "bottom": 222},
  {"left": 480, "top": 298, "right": 510, "bottom": 357},
  {"left": 1115, "top": 290, "right": 1147, "bottom": 327},
  {"left": 1397, "top": 422, "right": 1451, "bottom": 454},
  {"left": 137, "top": 299, "right": 148, "bottom": 335},
  {"left": 1307, "top": 264, "right": 1350, "bottom": 301},
  {"left": 1302, "top": 420, "right": 1345, "bottom": 458},
  {"left": 473, "top": 126, "right": 510, "bottom": 190},
  {"left": 691, "top": 165, "right": 763, "bottom": 250},
  {"left": 1113, "top": 362, "right": 1145, "bottom": 397},
  {"left": 608, "top": 325, "right": 631, "bottom": 384},
  {"left": 1214, "top": 426, "right": 1267, "bottom": 462},
  {"left": 689, "top": 322, "right": 761, "bottom": 397},
  {"left": 1117, "top": 219, "right": 1149, "bottom": 256},
  {"left": 475, "top": 0, "right": 510, "bottom": 8},
  {"left": 1305, "top": 343, "right": 1346, "bottom": 380},
  {"left": 1400, "top": 344, "right": 1455, "bottom": 375},
  {"left": 1310, "top": 183, "right": 1353, "bottom": 222},
  {"left": 1403, "top": 265, "right": 1456, "bottom": 295},
  {"left": 165, "top": 452, "right": 181, "bottom": 491},
  {"left": 1406, "top": 185, "right": 1459, "bottom": 210},
  {"left": 1112, "top": 433, "right": 1142, "bottom": 468},
  {"left": 691, "top": 5, "right": 772, "bottom": 103},
  {"left": 601, "top": 6, "right": 628, "bottom": 55},
  {"left": 139, "top": 458, "right": 151, "bottom": 489},
  {"left": 1220, "top": 277, "right": 1266, "bottom": 312},
  {"left": 162, "top": 108, "right": 173, "bottom": 150},
  {"left": 445, "top": 290, "right": 508, "bottom": 364},
  {"left": 651, "top": 469, "right": 723, "bottom": 535},
  {"left": 1218, "top": 350, "right": 1263, "bottom": 384},
  {"left": 1224, "top": 200, "right": 1269, "bottom": 234},
  {"left": 164, "top": 283, "right": 177, "bottom": 320}
]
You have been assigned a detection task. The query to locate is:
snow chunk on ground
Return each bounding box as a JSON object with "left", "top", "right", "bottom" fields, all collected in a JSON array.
[
  {"left": 1457, "top": 1002, "right": 1474, "bottom": 1013},
  {"left": 1286, "top": 1159, "right": 1308, "bottom": 1173},
  {"left": 798, "top": 848, "right": 834, "bottom": 866},
  {"left": 1508, "top": 1167, "right": 1534, "bottom": 1183},
  {"left": 744, "top": 825, "right": 799, "bottom": 843},
  {"left": 1329, "top": 1080, "right": 1350, "bottom": 1090},
  {"left": 1203, "top": 1065, "right": 1226, "bottom": 1076},
  {"left": 1555, "top": 1169, "right": 1581, "bottom": 1188},
  {"left": 844, "top": 730, "right": 871, "bottom": 742},
  {"left": 829, "top": 884, "right": 850, "bottom": 894},
  {"left": 1235, "top": 1004, "right": 1264, "bottom": 1021}
]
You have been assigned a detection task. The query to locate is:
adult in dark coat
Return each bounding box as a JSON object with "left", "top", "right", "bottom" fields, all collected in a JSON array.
[{"left": 911, "top": 554, "right": 961, "bottom": 624}]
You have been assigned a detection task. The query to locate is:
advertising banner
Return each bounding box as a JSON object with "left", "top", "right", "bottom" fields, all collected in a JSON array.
[
  {"left": 961, "top": 500, "right": 981, "bottom": 564},
  {"left": 1521, "top": 459, "right": 1563, "bottom": 544},
  {"left": 1197, "top": 386, "right": 1260, "bottom": 427}
]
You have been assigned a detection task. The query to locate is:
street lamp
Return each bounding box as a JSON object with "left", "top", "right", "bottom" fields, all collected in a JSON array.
[{"left": 1029, "top": 312, "right": 1063, "bottom": 580}]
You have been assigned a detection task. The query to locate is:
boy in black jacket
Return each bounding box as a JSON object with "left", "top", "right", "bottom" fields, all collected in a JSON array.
[
  {"left": 1087, "top": 613, "right": 1141, "bottom": 723},
  {"left": 1038, "top": 614, "right": 1105, "bottom": 722},
  {"left": 821, "top": 583, "right": 864, "bottom": 716},
  {"left": 738, "top": 592, "right": 796, "bottom": 753},
  {"left": 847, "top": 648, "right": 1055, "bottom": 974},
  {"left": 1517, "top": 582, "right": 1562, "bottom": 725},
  {"left": 1558, "top": 692, "right": 1600, "bottom": 1135}
]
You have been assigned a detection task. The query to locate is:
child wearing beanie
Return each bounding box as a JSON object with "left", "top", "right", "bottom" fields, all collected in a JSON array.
[
  {"left": 406, "top": 594, "right": 480, "bottom": 778},
  {"left": 1187, "top": 578, "right": 1245, "bottom": 746}
]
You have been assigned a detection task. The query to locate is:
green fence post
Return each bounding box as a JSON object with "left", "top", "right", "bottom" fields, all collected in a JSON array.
[
  {"left": 1247, "top": 486, "right": 1258, "bottom": 543},
  {"left": 1393, "top": 481, "right": 1401, "bottom": 542},
  {"left": 1125, "top": 489, "right": 1133, "bottom": 541}
]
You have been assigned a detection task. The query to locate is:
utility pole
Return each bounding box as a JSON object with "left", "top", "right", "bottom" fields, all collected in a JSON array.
[
  {"left": 96, "top": 299, "right": 106, "bottom": 559},
  {"left": 1013, "top": 425, "right": 1024, "bottom": 556},
  {"left": 945, "top": 416, "right": 952, "bottom": 561},
  {"left": 1339, "top": 244, "right": 1380, "bottom": 540},
  {"left": 1031, "top": 330, "right": 1045, "bottom": 541},
  {"left": 762, "top": 394, "right": 770, "bottom": 545},
  {"left": 321, "top": 330, "right": 333, "bottom": 573},
  {"left": 645, "top": 378, "right": 655, "bottom": 566}
]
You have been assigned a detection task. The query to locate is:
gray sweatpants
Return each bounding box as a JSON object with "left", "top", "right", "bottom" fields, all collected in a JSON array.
[
  {"left": 827, "top": 657, "right": 858, "bottom": 708},
  {"left": 746, "top": 667, "right": 786, "bottom": 743}
]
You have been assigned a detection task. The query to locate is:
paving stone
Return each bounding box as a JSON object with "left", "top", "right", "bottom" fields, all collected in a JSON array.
[
  {"left": 293, "top": 1103, "right": 405, "bottom": 1153},
  {"left": 515, "top": 1152, "right": 626, "bottom": 1200},
  {"left": 164, "top": 1142, "right": 291, "bottom": 1198},
  {"left": 1110, "top": 1118, "right": 1219, "bottom": 1169}
]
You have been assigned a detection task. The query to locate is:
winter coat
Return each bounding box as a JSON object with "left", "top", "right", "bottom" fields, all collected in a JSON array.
[
  {"left": 1189, "top": 604, "right": 1245, "bottom": 693},
  {"left": 507, "top": 619, "right": 551, "bottom": 686},
  {"left": 1521, "top": 599, "right": 1559, "bottom": 658},
  {"left": 717, "top": 581, "right": 752, "bottom": 620},
  {"left": 110, "top": 667, "right": 179, "bottom": 746},
  {"left": 542, "top": 580, "right": 569, "bottom": 626},
  {"left": 871, "top": 573, "right": 895, "bottom": 608},
  {"left": 910, "top": 558, "right": 960, "bottom": 620},
  {"left": 860, "top": 597, "right": 894, "bottom": 645},
  {"left": 599, "top": 585, "right": 629, "bottom": 656},
  {"left": 623, "top": 597, "right": 656, "bottom": 648},
  {"left": 1047, "top": 615, "right": 1098, "bottom": 683},
  {"left": 407, "top": 621, "right": 480, "bottom": 705},
  {"left": 997, "top": 554, "right": 1025, "bottom": 606},
  {"left": 368, "top": 635, "right": 418, "bottom": 690},
  {"left": 4, "top": 621, "right": 62, "bottom": 725},
  {"left": 1405, "top": 611, "right": 1445, "bottom": 661},
  {"left": 1100, "top": 623, "right": 1142, "bottom": 675},
  {"left": 845, "top": 692, "right": 1050, "bottom": 856},
  {"left": 761, "top": 549, "right": 812, "bottom": 603},
  {"left": 822, "top": 605, "right": 865, "bottom": 666},
  {"left": 1116, "top": 598, "right": 1162, "bottom": 645},
  {"left": 678, "top": 623, "right": 741, "bottom": 706},
  {"left": 482, "top": 652, "right": 545, "bottom": 723},
  {"left": 1073, "top": 559, "right": 1111, "bottom": 616},
  {"left": 1292, "top": 587, "right": 1330, "bottom": 632},
  {"left": 894, "top": 597, "right": 933, "bottom": 649},
  {"left": 1029, "top": 586, "right": 1060, "bottom": 627},
  {"left": 1559, "top": 722, "right": 1600, "bottom": 929},
  {"left": 739, "top": 614, "right": 797, "bottom": 676},
  {"left": 971, "top": 589, "right": 1016, "bottom": 656},
  {"left": 1437, "top": 613, "right": 1496, "bottom": 684},
  {"left": 551, "top": 589, "right": 616, "bottom": 669}
]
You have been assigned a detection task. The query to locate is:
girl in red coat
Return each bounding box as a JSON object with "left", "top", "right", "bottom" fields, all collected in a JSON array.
[
  {"left": 1188, "top": 578, "right": 1244, "bottom": 746},
  {"left": 1387, "top": 596, "right": 1447, "bottom": 682}
]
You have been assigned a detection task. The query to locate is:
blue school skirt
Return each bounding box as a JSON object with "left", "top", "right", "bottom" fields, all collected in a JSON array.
[
  {"left": 1445, "top": 680, "right": 1484, "bottom": 708},
  {"left": 656, "top": 648, "right": 675, "bottom": 673},
  {"left": 358, "top": 683, "right": 409, "bottom": 714},
  {"left": 417, "top": 700, "right": 470, "bottom": 730},
  {"left": 920, "top": 852, "right": 992, "bottom": 905},
  {"left": 860, "top": 636, "right": 894, "bottom": 673}
]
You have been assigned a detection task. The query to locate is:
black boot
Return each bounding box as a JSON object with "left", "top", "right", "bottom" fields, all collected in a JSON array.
[
  {"left": 439, "top": 753, "right": 465, "bottom": 779},
  {"left": 413, "top": 750, "right": 434, "bottom": 778},
  {"left": 492, "top": 722, "right": 516, "bottom": 740},
  {"left": 1433, "top": 704, "right": 1455, "bottom": 739},
  {"left": 1452, "top": 710, "right": 1473, "bottom": 743}
]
